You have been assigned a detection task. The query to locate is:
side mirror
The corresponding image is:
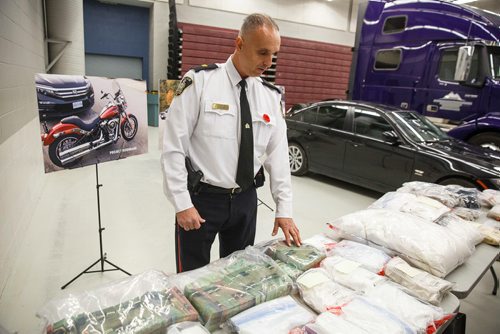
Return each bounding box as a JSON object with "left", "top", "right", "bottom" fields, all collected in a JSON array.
[
  {"left": 454, "top": 46, "right": 473, "bottom": 82},
  {"left": 383, "top": 130, "right": 399, "bottom": 145}
]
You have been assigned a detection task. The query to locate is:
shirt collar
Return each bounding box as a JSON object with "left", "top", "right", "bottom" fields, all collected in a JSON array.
[{"left": 225, "top": 56, "right": 244, "bottom": 88}]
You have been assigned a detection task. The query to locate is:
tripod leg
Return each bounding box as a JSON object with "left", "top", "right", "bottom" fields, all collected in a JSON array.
[
  {"left": 491, "top": 266, "right": 498, "bottom": 295},
  {"left": 257, "top": 198, "right": 274, "bottom": 211},
  {"left": 61, "top": 258, "right": 101, "bottom": 289},
  {"left": 105, "top": 259, "right": 132, "bottom": 276}
]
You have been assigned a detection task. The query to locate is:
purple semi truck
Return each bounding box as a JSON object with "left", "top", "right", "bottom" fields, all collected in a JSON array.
[{"left": 348, "top": 0, "right": 500, "bottom": 151}]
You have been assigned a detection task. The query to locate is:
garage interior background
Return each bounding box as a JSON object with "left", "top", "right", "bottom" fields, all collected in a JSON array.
[{"left": 1, "top": 0, "right": 499, "bottom": 332}]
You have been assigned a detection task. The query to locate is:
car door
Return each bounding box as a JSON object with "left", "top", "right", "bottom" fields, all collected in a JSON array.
[
  {"left": 343, "top": 106, "right": 415, "bottom": 191},
  {"left": 306, "top": 104, "right": 349, "bottom": 174}
]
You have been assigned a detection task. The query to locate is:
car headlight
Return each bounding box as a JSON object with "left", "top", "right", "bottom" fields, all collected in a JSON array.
[{"left": 36, "top": 86, "right": 55, "bottom": 96}]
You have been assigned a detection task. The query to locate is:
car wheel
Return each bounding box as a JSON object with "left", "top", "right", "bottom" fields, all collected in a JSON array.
[
  {"left": 468, "top": 132, "right": 500, "bottom": 152},
  {"left": 288, "top": 143, "right": 308, "bottom": 176},
  {"left": 438, "top": 177, "right": 478, "bottom": 189}
]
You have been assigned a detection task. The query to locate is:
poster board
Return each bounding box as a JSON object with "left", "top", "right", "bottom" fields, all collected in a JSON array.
[{"left": 36, "top": 74, "right": 148, "bottom": 173}]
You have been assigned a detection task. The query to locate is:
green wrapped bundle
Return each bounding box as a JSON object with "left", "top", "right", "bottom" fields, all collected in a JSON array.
[
  {"left": 274, "top": 259, "right": 303, "bottom": 280},
  {"left": 48, "top": 288, "right": 198, "bottom": 334},
  {"left": 265, "top": 241, "right": 326, "bottom": 271},
  {"left": 184, "top": 258, "right": 292, "bottom": 331},
  {"left": 185, "top": 284, "right": 256, "bottom": 331}
]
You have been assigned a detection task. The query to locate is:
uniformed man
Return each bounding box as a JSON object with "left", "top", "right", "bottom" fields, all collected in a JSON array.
[{"left": 161, "top": 13, "right": 301, "bottom": 272}]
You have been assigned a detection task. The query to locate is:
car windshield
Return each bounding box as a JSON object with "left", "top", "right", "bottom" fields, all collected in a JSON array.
[
  {"left": 391, "top": 112, "right": 449, "bottom": 142},
  {"left": 487, "top": 46, "right": 500, "bottom": 79}
]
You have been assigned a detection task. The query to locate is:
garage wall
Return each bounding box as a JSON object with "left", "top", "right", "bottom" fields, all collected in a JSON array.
[
  {"left": 175, "top": 0, "right": 356, "bottom": 107},
  {"left": 176, "top": 0, "right": 357, "bottom": 46},
  {"left": 178, "top": 22, "right": 352, "bottom": 108},
  {"left": 45, "top": 0, "right": 85, "bottom": 75},
  {"left": 0, "top": 0, "right": 46, "bottom": 294},
  {"left": 83, "top": 0, "right": 150, "bottom": 85}
]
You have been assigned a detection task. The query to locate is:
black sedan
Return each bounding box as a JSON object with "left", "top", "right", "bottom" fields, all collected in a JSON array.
[{"left": 286, "top": 100, "right": 500, "bottom": 192}]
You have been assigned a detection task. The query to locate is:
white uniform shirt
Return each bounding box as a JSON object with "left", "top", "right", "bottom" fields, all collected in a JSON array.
[{"left": 161, "top": 56, "right": 293, "bottom": 218}]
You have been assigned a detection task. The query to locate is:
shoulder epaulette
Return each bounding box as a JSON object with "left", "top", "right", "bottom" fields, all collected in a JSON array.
[
  {"left": 261, "top": 79, "right": 282, "bottom": 94},
  {"left": 192, "top": 64, "right": 218, "bottom": 72}
]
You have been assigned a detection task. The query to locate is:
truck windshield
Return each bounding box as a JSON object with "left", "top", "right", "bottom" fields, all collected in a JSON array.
[
  {"left": 391, "top": 112, "right": 449, "bottom": 143},
  {"left": 488, "top": 47, "right": 500, "bottom": 79}
]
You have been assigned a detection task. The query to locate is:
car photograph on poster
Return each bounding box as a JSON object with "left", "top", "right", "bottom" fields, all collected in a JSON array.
[
  {"left": 35, "top": 74, "right": 95, "bottom": 120},
  {"left": 286, "top": 100, "right": 500, "bottom": 193}
]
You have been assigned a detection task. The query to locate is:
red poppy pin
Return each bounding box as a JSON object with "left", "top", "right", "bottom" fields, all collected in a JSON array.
[{"left": 263, "top": 114, "right": 270, "bottom": 123}]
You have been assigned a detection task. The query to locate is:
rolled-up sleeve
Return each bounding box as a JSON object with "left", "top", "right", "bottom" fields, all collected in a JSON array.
[
  {"left": 161, "top": 72, "right": 199, "bottom": 213},
  {"left": 263, "top": 107, "right": 293, "bottom": 218}
]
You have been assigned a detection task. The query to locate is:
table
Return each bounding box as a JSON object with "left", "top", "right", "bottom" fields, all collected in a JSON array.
[
  {"left": 445, "top": 243, "right": 500, "bottom": 298},
  {"left": 436, "top": 292, "right": 461, "bottom": 334}
]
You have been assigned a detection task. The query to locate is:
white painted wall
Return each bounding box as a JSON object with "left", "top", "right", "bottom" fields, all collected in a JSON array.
[
  {"left": 0, "top": 0, "right": 46, "bottom": 295},
  {"left": 45, "top": 0, "right": 85, "bottom": 75},
  {"left": 149, "top": 1, "right": 170, "bottom": 91}
]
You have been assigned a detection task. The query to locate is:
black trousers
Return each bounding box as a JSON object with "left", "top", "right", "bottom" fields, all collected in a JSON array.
[{"left": 175, "top": 187, "right": 257, "bottom": 272}]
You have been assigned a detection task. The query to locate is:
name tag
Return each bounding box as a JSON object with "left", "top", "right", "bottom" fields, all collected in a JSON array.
[{"left": 212, "top": 103, "right": 229, "bottom": 111}]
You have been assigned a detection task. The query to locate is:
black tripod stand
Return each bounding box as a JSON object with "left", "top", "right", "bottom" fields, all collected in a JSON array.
[
  {"left": 61, "top": 163, "right": 131, "bottom": 289},
  {"left": 257, "top": 198, "right": 274, "bottom": 211}
]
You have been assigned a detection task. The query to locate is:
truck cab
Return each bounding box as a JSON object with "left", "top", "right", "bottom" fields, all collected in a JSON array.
[{"left": 349, "top": 0, "right": 500, "bottom": 150}]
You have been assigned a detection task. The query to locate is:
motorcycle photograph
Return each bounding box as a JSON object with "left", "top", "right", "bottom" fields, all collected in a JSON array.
[{"left": 41, "top": 81, "right": 139, "bottom": 168}]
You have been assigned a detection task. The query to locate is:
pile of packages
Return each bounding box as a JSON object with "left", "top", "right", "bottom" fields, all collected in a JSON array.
[
  {"left": 38, "top": 270, "right": 200, "bottom": 334},
  {"left": 37, "top": 183, "right": 500, "bottom": 333}
]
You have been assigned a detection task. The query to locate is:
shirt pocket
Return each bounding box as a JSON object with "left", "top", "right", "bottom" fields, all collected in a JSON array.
[
  {"left": 252, "top": 111, "right": 276, "bottom": 159},
  {"left": 201, "top": 100, "right": 237, "bottom": 139}
]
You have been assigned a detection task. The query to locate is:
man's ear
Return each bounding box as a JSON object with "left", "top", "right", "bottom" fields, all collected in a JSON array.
[{"left": 236, "top": 36, "right": 243, "bottom": 51}]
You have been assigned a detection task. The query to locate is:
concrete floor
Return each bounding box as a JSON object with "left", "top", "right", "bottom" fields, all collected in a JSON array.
[{"left": 0, "top": 127, "right": 499, "bottom": 333}]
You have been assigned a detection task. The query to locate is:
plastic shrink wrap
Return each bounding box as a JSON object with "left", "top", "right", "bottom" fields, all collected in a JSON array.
[
  {"left": 37, "top": 270, "right": 199, "bottom": 334},
  {"left": 302, "top": 233, "right": 338, "bottom": 254},
  {"left": 384, "top": 257, "right": 454, "bottom": 305},
  {"left": 478, "top": 189, "right": 500, "bottom": 208},
  {"left": 488, "top": 204, "right": 500, "bottom": 220},
  {"left": 467, "top": 221, "right": 500, "bottom": 246},
  {"left": 363, "top": 282, "right": 448, "bottom": 334},
  {"left": 328, "top": 239, "right": 391, "bottom": 274},
  {"left": 339, "top": 297, "right": 416, "bottom": 334},
  {"left": 397, "top": 182, "right": 460, "bottom": 208},
  {"left": 303, "top": 311, "right": 369, "bottom": 334},
  {"left": 320, "top": 255, "right": 386, "bottom": 293},
  {"left": 329, "top": 209, "right": 474, "bottom": 277},
  {"left": 170, "top": 248, "right": 293, "bottom": 331},
  {"left": 452, "top": 207, "right": 482, "bottom": 221},
  {"left": 259, "top": 239, "right": 326, "bottom": 271},
  {"left": 166, "top": 321, "right": 210, "bottom": 334},
  {"left": 369, "top": 192, "right": 450, "bottom": 222},
  {"left": 296, "top": 268, "right": 356, "bottom": 313},
  {"left": 435, "top": 214, "right": 483, "bottom": 247},
  {"left": 227, "top": 296, "right": 314, "bottom": 334},
  {"left": 443, "top": 185, "right": 481, "bottom": 209}
]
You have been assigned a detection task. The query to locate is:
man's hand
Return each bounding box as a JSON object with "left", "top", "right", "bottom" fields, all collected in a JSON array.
[
  {"left": 272, "top": 218, "right": 302, "bottom": 246},
  {"left": 176, "top": 207, "right": 205, "bottom": 231}
]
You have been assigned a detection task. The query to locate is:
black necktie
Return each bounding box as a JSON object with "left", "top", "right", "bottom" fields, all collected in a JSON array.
[{"left": 236, "top": 79, "right": 254, "bottom": 190}]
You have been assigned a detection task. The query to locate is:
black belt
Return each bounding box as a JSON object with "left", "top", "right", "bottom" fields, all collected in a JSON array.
[{"left": 198, "top": 182, "right": 243, "bottom": 194}]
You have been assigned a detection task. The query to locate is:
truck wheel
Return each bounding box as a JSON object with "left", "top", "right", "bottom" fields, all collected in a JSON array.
[
  {"left": 288, "top": 143, "right": 308, "bottom": 176},
  {"left": 468, "top": 132, "right": 500, "bottom": 151},
  {"left": 438, "top": 177, "right": 478, "bottom": 189}
]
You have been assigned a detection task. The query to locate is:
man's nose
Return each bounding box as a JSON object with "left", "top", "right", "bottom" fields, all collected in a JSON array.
[{"left": 264, "top": 54, "right": 273, "bottom": 67}]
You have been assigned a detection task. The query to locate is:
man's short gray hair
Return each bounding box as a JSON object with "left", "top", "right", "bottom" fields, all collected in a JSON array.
[{"left": 239, "top": 13, "right": 279, "bottom": 37}]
